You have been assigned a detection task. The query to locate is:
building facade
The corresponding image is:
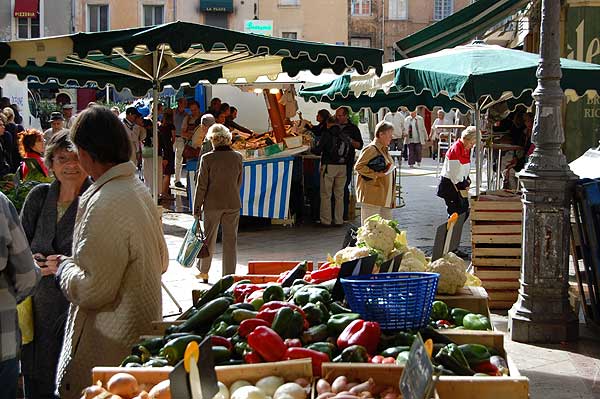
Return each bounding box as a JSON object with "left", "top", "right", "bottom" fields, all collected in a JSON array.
[
  {"left": 258, "top": 0, "right": 348, "bottom": 44},
  {"left": 0, "top": 0, "right": 73, "bottom": 41},
  {"left": 349, "top": 0, "right": 472, "bottom": 60}
]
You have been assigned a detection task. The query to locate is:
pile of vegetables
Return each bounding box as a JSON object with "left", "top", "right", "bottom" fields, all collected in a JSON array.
[
  {"left": 429, "top": 301, "right": 492, "bottom": 331},
  {"left": 119, "top": 270, "right": 505, "bottom": 378},
  {"left": 81, "top": 373, "right": 311, "bottom": 399}
]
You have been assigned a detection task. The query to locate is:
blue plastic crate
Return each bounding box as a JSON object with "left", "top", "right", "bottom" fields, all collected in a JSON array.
[{"left": 341, "top": 272, "right": 440, "bottom": 331}]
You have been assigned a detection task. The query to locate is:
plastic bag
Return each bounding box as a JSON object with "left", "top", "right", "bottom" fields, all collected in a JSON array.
[{"left": 17, "top": 296, "right": 34, "bottom": 344}]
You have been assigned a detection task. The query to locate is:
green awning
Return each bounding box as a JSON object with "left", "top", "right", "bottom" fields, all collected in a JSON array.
[
  {"left": 200, "top": 0, "right": 233, "bottom": 12},
  {"left": 394, "top": 0, "right": 529, "bottom": 59}
]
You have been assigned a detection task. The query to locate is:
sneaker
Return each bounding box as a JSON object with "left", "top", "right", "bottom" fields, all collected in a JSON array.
[
  {"left": 416, "top": 162, "right": 421, "bottom": 168},
  {"left": 409, "top": 165, "right": 415, "bottom": 168},
  {"left": 175, "top": 181, "right": 185, "bottom": 188}
]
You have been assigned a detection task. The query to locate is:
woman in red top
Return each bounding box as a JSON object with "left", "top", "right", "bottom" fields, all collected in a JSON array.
[{"left": 19, "top": 129, "right": 49, "bottom": 179}]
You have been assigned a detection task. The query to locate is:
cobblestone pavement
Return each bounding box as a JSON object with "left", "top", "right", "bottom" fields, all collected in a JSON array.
[{"left": 160, "top": 157, "right": 600, "bottom": 399}]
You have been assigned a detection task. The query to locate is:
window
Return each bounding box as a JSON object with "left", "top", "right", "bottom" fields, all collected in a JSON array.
[
  {"left": 88, "top": 4, "right": 109, "bottom": 32},
  {"left": 17, "top": 17, "right": 40, "bottom": 39},
  {"left": 143, "top": 5, "right": 164, "bottom": 26},
  {"left": 278, "top": 0, "right": 300, "bottom": 6},
  {"left": 389, "top": 0, "right": 407, "bottom": 20},
  {"left": 204, "top": 13, "right": 228, "bottom": 29},
  {"left": 350, "top": 37, "right": 371, "bottom": 48},
  {"left": 433, "top": 0, "right": 453, "bottom": 21},
  {"left": 282, "top": 32, "right": 297, "bottom": 40},
  {"left": 351, "top": 0, "right": 371, "bottom": 16}
]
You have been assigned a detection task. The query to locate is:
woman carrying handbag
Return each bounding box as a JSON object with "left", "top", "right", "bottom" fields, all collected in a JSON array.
[{"left": 354, "top": 121, "right": 397, "bottom": 224}]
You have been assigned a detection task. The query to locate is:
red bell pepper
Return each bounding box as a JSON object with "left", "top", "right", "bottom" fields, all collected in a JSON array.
[
  {"left": 244, "top": 352, "right": 263, "bottom": 364},
  {"left": 473, "top": 361, "right": 502, "bottom": 376},
  {"left": 337, "top": 319, "right": 381, "bottom": 355},
  {"left": 318, "top": 262, "right": 332, "bottom": 270},
  {"left": 210, "top": 336, "right": 233, "bottom": 351},
  {"left": 245, "top": 289, "right": 265, "bottom": 304},
  {"left": 284, "top": 338, "right": 303, "bottom": 348},
  {"left": 308, "top": 266, "right": 341, "bottom": 284},
  {"left": 239, "top": 318, "right": 271, "bottom": 337},
  {"left": 382, "top": 357, "right": 396, "bottom": 364},
  {"left": 247, "top": 326, "right": 287, "bottom": 362},
  {"left": 257, "top": 301, "right": 306, "bottom": 324},
  {"left": 284, "top": 347, "right": 330, "bottom": 376},
  {"left": 233, "top": 283, "right": 262, "bottom": 303}
]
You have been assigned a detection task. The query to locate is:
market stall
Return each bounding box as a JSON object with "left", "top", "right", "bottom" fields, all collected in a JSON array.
[
  {"left": 0, "top": 21, "right": 383, "bottom": 202},
  {"left": 186, "top": 146, "right": 309, "bottom": 220}
]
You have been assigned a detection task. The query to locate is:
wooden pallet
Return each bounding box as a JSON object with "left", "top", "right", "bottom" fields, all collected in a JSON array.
[{"left": 471, "top": 194, "right": 522, "bottom": 309}]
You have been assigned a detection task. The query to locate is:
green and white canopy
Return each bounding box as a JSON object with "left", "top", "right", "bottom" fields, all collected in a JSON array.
[{"left": 0, "top": 21, "right": 384, "bottom": 96}]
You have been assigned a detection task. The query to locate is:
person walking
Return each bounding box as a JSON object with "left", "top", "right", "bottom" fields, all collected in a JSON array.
[
  {"left": 335, "top": 107, "right": 363, "bottom": 221},
  {"left": 173, "top": 97, "right": 189, "bottom": 188},
  {"left": 313, "top": 117, "right": 350, "bottom": 227},
  {"left": 20, "top": 131, "right": 92, "bottom": 399},
  {"left": 355, "top": 121, "right": 396, "bottom": 223},
  {"left": 159, "top": 109, "right": 176, "bottom": 200},
  {"left": 54, "top": 106, "right": 168, "bottom": 399},
  {"left": 437, "top": 126, "right": 477, "bottom": 217},
  {"left": 403, "top": 110, "right": 427, "bottom": 168},
  {"left": 0, "top": 191, "right": 40, "bottom": 399},
  {"left": 193, "top": 124, "right": 242, "bottom": 282}
]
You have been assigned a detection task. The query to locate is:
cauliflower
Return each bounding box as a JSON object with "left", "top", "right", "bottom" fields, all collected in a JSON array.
[
  {"left": 427, "top": 252, "right": 468, "bottom": 294},
  {"left": 356, "top": 214, "right": 399, "bottom": 256},
  {"left": 399, "top": 247, "right": 429, "bottom": 272},
  {"left": 332, "top": 246, "right": 371, "bottom": 265}
]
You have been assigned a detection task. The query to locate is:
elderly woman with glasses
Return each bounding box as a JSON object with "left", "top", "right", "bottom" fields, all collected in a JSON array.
[
  {"left": 19, "top": 130, "right": 92, "bottom": 399},
  {"left": 193, "top": 124, "right": 243, "bottom": 282}
]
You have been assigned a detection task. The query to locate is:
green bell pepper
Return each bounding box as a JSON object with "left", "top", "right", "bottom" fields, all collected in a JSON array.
[
  {"left": 458, "top": 344, "right": 492, "bottom": 366},
  {"left": 234, "top": 341, "right": 251, "bottom": 357},
  {"left": 378, "top": 331, "right": 415, "bottom": 351},
  {"left": 333, "top": 345, "right": 369, "bottom": 363},
  {"left": 430, "top": 301, "right": 450, "bottom": 321},
  {"left": 434, "top": 343, "right": 475, "bottom": 376},
  {"left": 328, "top": 301, "right": 352, "bottom": 315},
  {"left": 306, "top": 342, "right": 336, "bottom": 359},
  {"left": 462, "top": 313, "right": 492, "bottom": 330},
  {"left": 450, "top": 308, "right": 471, "bottom": 326},
  {"left": 327, "top": 313, "right": 361, "bottom": 336},
  {"left": 380, "top": 346, "right": 411, "bottom": 359},
  {"left": 209, "top": 321, "right": 229, "bottom": 337},
  {"left": 271, "top": 307, "right": 304, "bottom": 339},
  {"left": 301, "top": 324, "right": 328, "bottom": 345},
  {"left": 395, "top": 351, "right": 411, "bottom": 367},
  {"left": 302, "top": 302, "right": 328, "bottom": 326},
  {"left": 293, "top": 285, "right": 331, "bottom": 306},
  {"left": 263, "top": 284, "right": 285, "bottom": 302}
]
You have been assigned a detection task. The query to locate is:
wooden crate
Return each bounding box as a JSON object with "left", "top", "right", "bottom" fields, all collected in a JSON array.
[
  {"left": 321, "top": 331, "right": 528, "bottom": 399},
  {"left": 92, "top": 359, "right": 312, "bottom": 389},
  {"left": 436, "top": 286, "right": 490, "bottom": 315},
  {"left": 471, "top": 195, "right": 522, "bottom": 310},
  {"left": 248, "top": 261, "right": 314, "bottom": 274}
]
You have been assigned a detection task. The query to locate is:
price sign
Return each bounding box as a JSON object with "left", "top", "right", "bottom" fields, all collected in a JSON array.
[
  {"left": 400, "top": 334, "right": 436, "bottom": 399},
  {"left": 170, "top": 337, "right": 219, "bottom": 399},
  {"left": 332, "top": 254, "right": 377, "bottom": 301}
]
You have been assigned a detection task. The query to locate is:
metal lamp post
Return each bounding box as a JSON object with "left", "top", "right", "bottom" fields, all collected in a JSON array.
[{"left": 508, "top": 0, "right": 579, "bottom": 343}]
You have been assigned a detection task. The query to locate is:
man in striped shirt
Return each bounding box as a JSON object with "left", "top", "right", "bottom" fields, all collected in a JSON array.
[{"left": 0, "top": 192, "right": 40, "bottom": 399}]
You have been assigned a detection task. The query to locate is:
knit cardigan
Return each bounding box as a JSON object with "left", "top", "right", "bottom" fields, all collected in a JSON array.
[{"left": 56, "top": 162, "right": 168, "bottom": 399}]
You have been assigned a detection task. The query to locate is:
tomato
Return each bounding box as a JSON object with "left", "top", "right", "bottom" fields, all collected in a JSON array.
[{"left": 382, "top": 357, "right": 396, "bottom": 364}]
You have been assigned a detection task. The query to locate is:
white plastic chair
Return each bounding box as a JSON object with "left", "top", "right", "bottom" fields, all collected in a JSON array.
[{"left": 436, "top": 131, "right": 455, "bottom": 176}]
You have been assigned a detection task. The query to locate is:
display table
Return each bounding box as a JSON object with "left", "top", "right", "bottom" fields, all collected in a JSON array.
[{"left": 186, "top": 146, "right": 309, "bottom": 219}]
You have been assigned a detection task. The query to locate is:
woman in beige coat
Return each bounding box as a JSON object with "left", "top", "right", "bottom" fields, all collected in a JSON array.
[
  {"left": 355, "top": 121, "right": 396, "bottom": 224},
  {"left": 194, "top": 124, "right": 243, "bottom": 282},
  {"left": 52, "top": 107, "right": 168, "bottom": 399}
]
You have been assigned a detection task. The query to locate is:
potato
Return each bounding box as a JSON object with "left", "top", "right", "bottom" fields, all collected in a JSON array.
[
  {"left": 107, "top": 373, "right": 140, "bottom": 399},
  {"left": 148, "top": 380, "right": 171, "bottom": 399}
]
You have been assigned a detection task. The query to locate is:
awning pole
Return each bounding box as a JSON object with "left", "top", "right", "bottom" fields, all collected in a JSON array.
[
  {"left": 475, "top": 101, "right": 481, "bottom": 197},
  {"left": 152, "top": 51, "right": 160, "bottom": 203}
]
